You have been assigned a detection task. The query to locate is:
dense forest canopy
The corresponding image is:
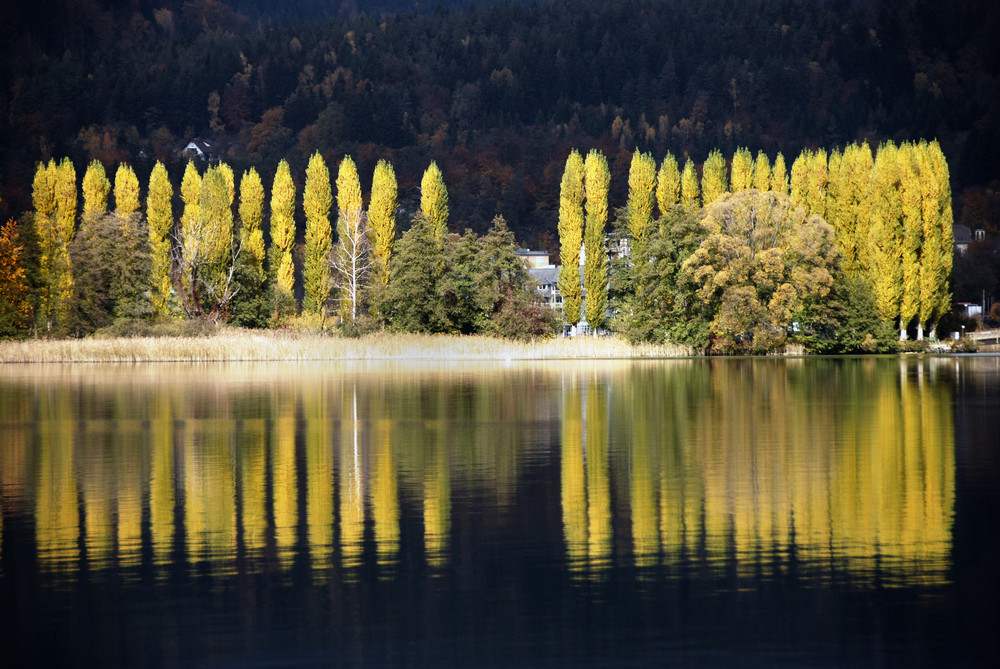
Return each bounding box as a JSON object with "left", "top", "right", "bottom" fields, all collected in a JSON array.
[{"left": 1, "top": 0, "right": 998, "bottom": 250}]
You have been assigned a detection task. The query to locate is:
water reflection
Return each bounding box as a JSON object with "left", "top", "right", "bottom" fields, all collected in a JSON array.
[{"left": 0, "top": 358, "right": 957, "bottom": 591}]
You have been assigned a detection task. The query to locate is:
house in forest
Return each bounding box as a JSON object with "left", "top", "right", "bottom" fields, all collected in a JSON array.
[
  {"left": 517, "top": 249, "right": 563, "bottom": 312},
  {"left": 181, "top": 138, "right": 222, "bottom": 163}
]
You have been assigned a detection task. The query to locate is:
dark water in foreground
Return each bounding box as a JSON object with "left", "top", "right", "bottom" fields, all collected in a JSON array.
[{"left": 1, "top": 357, "right": 997, "bottom": 668}]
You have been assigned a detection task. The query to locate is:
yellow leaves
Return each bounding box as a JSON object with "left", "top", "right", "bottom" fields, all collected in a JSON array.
[{"left": 687, "top": 190, "right": 840, "bottom": 353}]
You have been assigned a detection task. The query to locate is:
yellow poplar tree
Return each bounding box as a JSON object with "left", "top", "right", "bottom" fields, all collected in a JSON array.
[
  {"left": 918, "top": 140, "right": 954, "bottom": 339},
  {"left": 238, "top": 168, "right": 266, "bottom": 282},
  {"left": 303, "top": 151, "right": 333, "bottom": 317},
  {"left": 420, "top": 161, "right": 449, "bottom": 240},
  {"left": 789, "top": 149, "right": 810, "bottom": 211},
  {"left": 806, "top": 148, "right": 828, "bottom": 219},
  {"left": 752, "top": 151, "right": 771, "bottom": 191},
  {"left": 198, "top": 165, "right": 234, "bottom": 300},
  {"left": 701, "top": 149, "right": 728, "bottom": 206},
  {"left": 557, "top": 150, "right": 585, "bottom": 326},
  {"left": 270, "top": 159, "right": 297, "bottom": 301},
  {"left": 839, "top": 142, "right": 874, "bottom": 274},
  {"left": 147, "top": 161, "right": 174, "bottom": 316},
  {"left": 113, "top": 164, "right": 140, "bottom": 217},
  {"left": 53, "top": 158, "right": 77, "bottom": 329},
  {"left": 730, "top": 147, "right": 753, "bottom": 192},
  {"left": 583, "top": 149, "right": 610, "bottom": 332},
  {"left": 368, "top": 159, "right": 397, "bottom": 291},
  {"left": 680, "top": 157, "right": 700, "bottom": 210},
  {"left": 179, "top": 161, "right": 201, "bottom": 303},
  {"left": 626, "top": 150, "right": 657, "bottom": 249},
  {"left": 898, "top": 143, "right": 924, "bottom": 339},
  {"left": 33, "top": 159, "right": 75, "bottom": 332},
  {"left": 82, "top": 160, "right": 110, "bottom": 218},
  {"left": 655, "top": 152, "right": 680, "bottom": 217},
  {"left": 868, "top": 142, "right": 904, "bottom": 333},
  {"left": 335, "top": 155, "right": 365, "bottom": 321},
  {"left": 771, "top": 152, "right": 789, "bottom": 195}
]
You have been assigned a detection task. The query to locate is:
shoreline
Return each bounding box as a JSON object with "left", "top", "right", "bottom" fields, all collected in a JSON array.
[{"left": 0, "top": 331, "right": 696, "bottom": 363}]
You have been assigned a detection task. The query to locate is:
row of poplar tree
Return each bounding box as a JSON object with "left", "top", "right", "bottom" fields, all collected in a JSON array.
[
  {"left": 6, "top": 151, "right": 556, "bottom": 339},
  {"left": 15, "top": 154, "right": 451, "bottom": 333},
  {"left": 557, "top": 139, "right": 954, "bottom": 349}
]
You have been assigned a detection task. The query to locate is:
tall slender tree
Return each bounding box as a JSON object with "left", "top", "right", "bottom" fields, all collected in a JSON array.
[
  {"left": 789, "top": 149, "right": 810, "bottom": 211},
  {"left": 238, "top": 168, "right": 266, "bottom": 282},
  {"left": 147, "top": 161, "right": 174, "bottom": 316},
  {"left": 752, "top": 151, "right": 771, "bottom": 191},
  {"left": 270, "top": 159, "right": 297, "bottom": 305},
  {"left": 82, "top": 160, "right": 110, "bottom": 219},
  {"left": 626, "top": 150, "right": 657, "bottom": 251},
  {"left": 584, "top": 149, "right": 610, "bottom": 332},
  {"left": 918, "top": 140, "right": 954, "bottom": 339},
  {"left": 420, "top": 161, "right": 449, "bottom": 240},
  {"left": 838, "top": 142, "right": 874, "bottom": 274},
  {"left": 368, "top": 159, "right": 398, "bottom": 293},
  {"left": 771, "top": 152, "right": 789, "bottom": 195},
  {"left": 805, "top": 148, "right": 828, "bottom": 219},
  {"left": 303, "top": 152, "right": 333, "bottom": 317},
  {"left": 898, "top": 143, "right": 923, "bottom": 339},
  {"left": 730, "top": 147, "right": 753, "bottom": 192},
  {"left": 680, "top": 157, "right": 700, "bottom": 210},
  {"left": 655, "top": 152, "right": 680, "bottom": 218},
  {"left": 32, "top": 159, "right": 71, "bottom": 332},
  {"left": 701, "top": 149, "right": 728, "bottom": 206},
  {"left": 868, "top": 142, "right": 904, "bottom": 334},
  {"left": 178, "top": 161, "right": 202, "bottom": 304},
  {"left": 557, "top": 150, "right": 585, "bottom": 327},
  {"left": 113, "top": 164, "right": 140, "bottom": 217},
  {"left": 335, "top": 155, "right": 365, "bottom": 321}
]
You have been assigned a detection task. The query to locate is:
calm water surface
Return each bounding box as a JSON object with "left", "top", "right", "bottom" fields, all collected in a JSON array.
[{"left": 1, "top": 357, "right": 998, "bottom": 667}]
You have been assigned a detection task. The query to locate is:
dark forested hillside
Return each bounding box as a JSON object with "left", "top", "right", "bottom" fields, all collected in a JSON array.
[{"left": 2, "top": 0, "right": 998, "bottom": 248}]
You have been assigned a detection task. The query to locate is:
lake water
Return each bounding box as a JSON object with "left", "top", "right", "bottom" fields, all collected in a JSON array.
[{"left": 1, "top": 357, "right": 997, "bottom": 667}]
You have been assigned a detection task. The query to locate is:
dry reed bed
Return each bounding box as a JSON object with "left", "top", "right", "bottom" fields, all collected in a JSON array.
[{"left": 0, "top": 331, "right": 693, "bottom": 363}]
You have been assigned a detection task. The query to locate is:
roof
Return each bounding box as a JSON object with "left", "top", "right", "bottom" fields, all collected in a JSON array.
[
  {"left": 953, "top": 224, "right": 972, "bottom": 245},
  {"left": 529, "top": 267, "right": 559, "bottom": 285}
]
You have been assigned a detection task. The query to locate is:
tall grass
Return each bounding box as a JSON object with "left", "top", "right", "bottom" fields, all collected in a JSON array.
[{"left": 0, "top": 330, "right": 694, "bottom": 363}]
